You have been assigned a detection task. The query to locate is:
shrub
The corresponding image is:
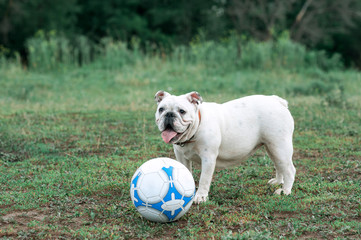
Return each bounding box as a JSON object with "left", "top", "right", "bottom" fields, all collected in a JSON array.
[
  {"left": 323, "top": 86, "right": 348, "bottom": 108},
  {"left": 90, "top": 37, "right": 141, "bottom": 70},
  {"left": 0, "top": 45, "right": 21, "bottom": 70},
  {"left": 172, "top": 32, "right": 344, "bottom": 71},
  {"left": 23, "top": 31, "right": 344, "bottom": 72},
  {"left": 288, "top": 80, "right": 335, "bottom": 96},
  {"left": 25, "top": 31, "right": 142, "bottom": 71},
  {"left": 26, "top": 30, "right": 75, "bottom": 70}
]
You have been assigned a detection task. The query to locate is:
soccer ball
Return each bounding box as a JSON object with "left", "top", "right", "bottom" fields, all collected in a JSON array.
[{"left": 130, "top": 157, "right": 195, "bottom": 222}]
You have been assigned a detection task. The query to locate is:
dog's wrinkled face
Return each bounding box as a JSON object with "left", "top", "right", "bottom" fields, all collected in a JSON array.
[{"left": 155, "top": 91, "right": 202, "bottom": 144}]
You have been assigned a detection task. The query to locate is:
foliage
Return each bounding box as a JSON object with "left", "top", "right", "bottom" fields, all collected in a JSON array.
[
  {"left": 23, "top": 32, "right": 344, "bottom": 72},
  {"left": 26, "top": 31, "right": 78, "bottom": 70},
  {"left": 0, "top": 45, "right": 21, "bottom": 71},
  {"left": 0, "top": 0, "right": 79, "bottom": 53},
  {"left": 93, "top": 37, "right": 142, "bottom": 70},
  {"left": 25, "top": 31, "right": 144, "bottom": 71},
  {"left": 0, "top": 0, "right": 360, "bottom": 67}
]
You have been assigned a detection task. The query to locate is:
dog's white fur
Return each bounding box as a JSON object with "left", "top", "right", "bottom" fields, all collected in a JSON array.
[{"left": 155, "top": 91, "right": 296, "bottom": 203}]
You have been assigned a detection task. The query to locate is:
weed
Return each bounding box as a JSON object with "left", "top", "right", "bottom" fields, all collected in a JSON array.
[{"left": 323, "top": 86, "right": 348, "bottom": 108}]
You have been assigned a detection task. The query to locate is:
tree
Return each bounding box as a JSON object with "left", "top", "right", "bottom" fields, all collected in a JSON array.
[
  {"left": 227, "top": 0, "right": 296, "bottom": 40},
  {"left": 290, "top": 0, "right": 361, "bottom": 67},
  {"left": 0, "top": 0, "right": 79, "bottom": 55},
  {"left": 226, "top": 0, "right": 361, "bottom": 67}
]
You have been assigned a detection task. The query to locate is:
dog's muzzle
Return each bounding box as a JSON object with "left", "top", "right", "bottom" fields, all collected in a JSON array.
[
  {"left": 164, "top": 112, "right": 176, "bottom": 130},
  {"left": 161, "top": 112, "right": 181, "bottom": 143}
]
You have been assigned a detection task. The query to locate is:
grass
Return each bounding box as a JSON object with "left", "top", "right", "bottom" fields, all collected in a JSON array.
[{"left": 0, "top": 51, "right": 360, "bottom": 239}]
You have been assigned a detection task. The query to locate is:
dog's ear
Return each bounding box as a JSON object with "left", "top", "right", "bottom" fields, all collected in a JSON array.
[
  {"left": 155, "top": 90, "right": 171, "bottom": 104},
  {"left": 186, "top": 91, "right": 203, "bottom": 105}
]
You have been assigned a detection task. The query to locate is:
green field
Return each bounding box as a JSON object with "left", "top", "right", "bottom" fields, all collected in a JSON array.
[{"left": 0, "top": 51, "right": 360, "bottom": 239}]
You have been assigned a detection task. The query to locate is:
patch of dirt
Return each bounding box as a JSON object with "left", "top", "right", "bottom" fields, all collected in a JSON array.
[
  {"left": 0, "top": 199, "right": 99, "bottom": 238},
  {"left": 1, "top": 210, "right": 47, "bottom": 223},
  {"left": 272, "top": 211, "right": 299, "bottom": 220},
  {"left": 298, "top": 232, "right": 323, "bottom": 239},
  {"left": 0, "top": 196, "right": 100, "bottom": 235},
  {"left": 293, "top": 149, "right": 333, "bottom": 160},
  {"left": 0, "top": 151, "right": 27, "bottom": 163},
  {"left": 293, "top": 148, "right": 361, "bottom": 180},
  {"left": 0, "top": 209, "right": 50, "bottom": 238}
]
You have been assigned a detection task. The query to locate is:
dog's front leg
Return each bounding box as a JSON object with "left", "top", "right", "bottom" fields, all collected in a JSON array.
[
  {"left": 174, "top": 148, "right": 192, "bottom": 173},
  {"left": 194, "top": 155, "right": 217, "bottom": 204}
]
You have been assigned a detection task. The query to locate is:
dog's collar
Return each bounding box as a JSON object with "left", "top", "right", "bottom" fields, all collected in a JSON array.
[{"left": 175, "top": 110, "right": 201, "bottom": 147}]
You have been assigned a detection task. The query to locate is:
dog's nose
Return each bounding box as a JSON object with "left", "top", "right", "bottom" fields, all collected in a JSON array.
[{"left": 165, "top": 112, "right": 175, "bottom": 118}]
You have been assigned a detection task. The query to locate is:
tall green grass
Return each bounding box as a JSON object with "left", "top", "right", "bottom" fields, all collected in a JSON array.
[
  {"left": 23, "top": 31, "right": 344, "bottom": 72},
  {"left": 183, "top": 32, "right": 343, "bottom": 71},
  {"left": 0, "top": 45, "right": 21, "bottom": 71},
  {"left": 25, "top": 31, "right": 143, "bottom": 71},
  {"left": 92, "top": 37, "right": 142, "bottom": 70},
  {"left": 26, "top": 31, "right": 93, "bottom": 70}
]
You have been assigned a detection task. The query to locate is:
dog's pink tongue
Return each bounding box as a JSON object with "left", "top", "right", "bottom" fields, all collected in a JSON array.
[{"left": 161, "top": 129, "right": 178, "bottom": 143}]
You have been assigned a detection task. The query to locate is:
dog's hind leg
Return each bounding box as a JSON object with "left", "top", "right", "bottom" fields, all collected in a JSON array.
[{"left": 265, "top": 140, "right": 296, "bottom": 195}]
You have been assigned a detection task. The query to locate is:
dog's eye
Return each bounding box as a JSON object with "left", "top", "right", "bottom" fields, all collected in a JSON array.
[
  {"left": 159, "top": 107, "right": 164, "bottom": 113},
  {"left": 179, "top": 109, "right": 186, "bottom": 114}
]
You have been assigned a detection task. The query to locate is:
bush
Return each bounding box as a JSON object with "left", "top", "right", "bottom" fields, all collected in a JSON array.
[
  {"left": 0, "top": 45, "right": 21, "bottom": 70},
  {"left": 90, "top": 37, "right": 141, "bottom": 70},
  {"left": 26, "top": 31, "right": 140, "bottom": 71},
  {"left": 173, "top": 32, "right": 344, "bottom": 71},
  {"left": 323, "top": 86, "right": 348, "bottom": 108},
  {"left": 26, "top": 31, "right": 84, "bottom": 70},
  {"left": 288, "top": 80, "right": 335, "bottom": 96},
  {"left": 23, "top": 31, "right": 344, "bottom": 72}
]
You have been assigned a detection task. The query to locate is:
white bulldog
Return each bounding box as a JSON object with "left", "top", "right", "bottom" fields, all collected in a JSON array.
[{"left": 155, "top": 91, "right": 296, "bottom": 204}]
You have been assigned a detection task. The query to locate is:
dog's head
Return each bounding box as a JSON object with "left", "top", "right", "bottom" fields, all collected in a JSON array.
[{"left": 154, "top": 91, "right": 203, "bottom": 144}]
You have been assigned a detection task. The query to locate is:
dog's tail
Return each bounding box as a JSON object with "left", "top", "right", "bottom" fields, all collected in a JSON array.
[{"left": 272, "top": 95, "right": 289, "bottom": 108}]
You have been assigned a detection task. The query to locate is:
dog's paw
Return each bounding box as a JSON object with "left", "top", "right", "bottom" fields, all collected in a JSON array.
[
  {"left": 268, "top": 178, "right": 284, "bottom": 185},
  {"left": 274, "top": 188, "right": 291, "bottom": 195},
  {"left": 194, "top": 192, "right": 208, "bottom": 204}
]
